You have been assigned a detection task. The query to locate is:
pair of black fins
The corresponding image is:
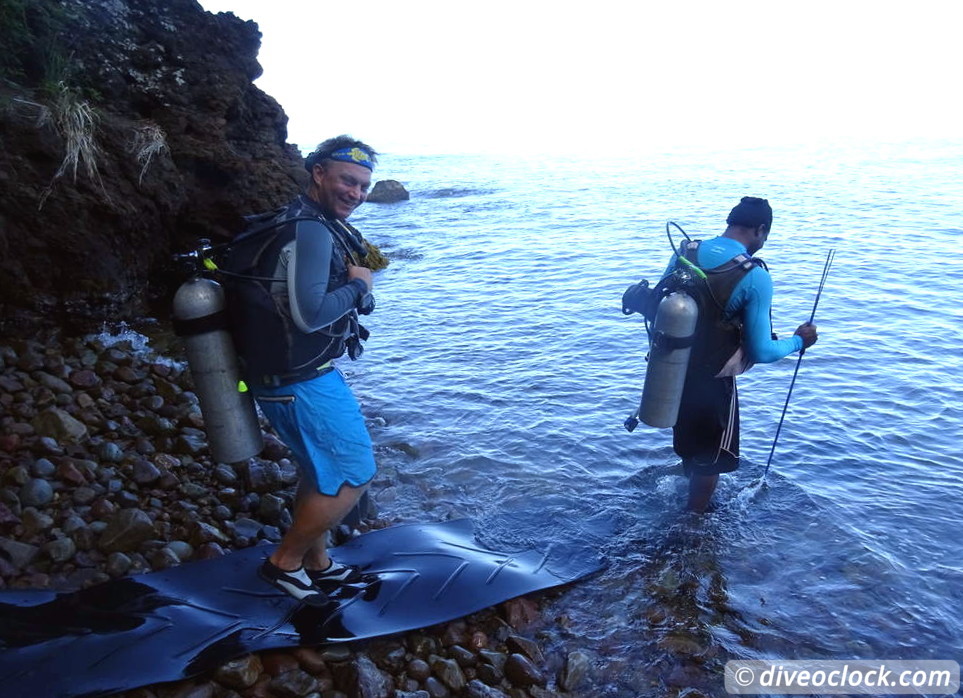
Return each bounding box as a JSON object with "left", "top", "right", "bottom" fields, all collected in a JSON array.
[{"left": 0, "top": 519, "right": 602, "bottom": 697}]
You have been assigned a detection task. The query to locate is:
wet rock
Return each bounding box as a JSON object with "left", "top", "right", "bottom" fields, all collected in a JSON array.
[
  {"left": 466, "top": 680, "right": 510, "bottom": 698},
  {"left": 154, "top": 453, "right": 181, "bottom": 471},
  {"left": 291, "top": 646, "right": 328, "bottom": 674},
  {"left": 475, "top": 662, "right": 503, "bottom": 687},
  {"left": 35, "top": 436, "right": 65, "bottom": 456},
  {"left": 132, "top": 459, "right": 162, "bottom": 485},
  {"left": 501, "top": 597, "right": 539, "bottom": 631},
  {"left": 73, "top": 487, "right": 98, "bottom": 506},
  {"left": 429, "top": 655, "right": 466, "bottom": 692},
  {"left": 214, "top": 654, "right": 263, "bottom": 690},
  {"left": 114, "top": 490, "right": 141, "bottom": 508},
  {"left": 479, "top": 650, "right": 508, "bottom": 672},
  {"left": 408, "top": 634, "right": 440, "bottom": 657},
  {"left": 213, "top": 464, "right": 237, "bottom": 485},
  {"left": 4, "top": 465, "right": 30, "bottom": 487},
  {"left": 31, "top": 458, "right": 57, "bottom": 478},
  {"left": 96, "top": 441, "right": 125, "bottom": 463},
  {"left": 212, "top": 505, "right": 232, "bottom": 521},
  {"left": 61, "top": 514, "right": 86, "bottom": 534},
  {"left": 21, "top": 507, "right": 55, "bottom": 535},
  {"left": 157, "top": 472, "right": 181, "bottom": 490},
  {"left": 260, "top": 525, "right": 282, "bottom": 543},
  {"left": 0, "top": 503, "right": 20, "bottom": 526},
  {"left": 32, "top": 407, "right": 88, "bottom": 443},
  {"left": 469, "top": 631, "right": 489, "bottom": 650},
  {"left": 98, "top": 508, "right": 156, "bottom": 553},
  {"left": 423, "top": 677, "right": 450, "bottom": 698},
  {"left": 657, "top": 631, "right": 705, "bottom": 657},
  {"left": 166, "top": 540, "right": 193, "bottom": 561},
  {"left": 69, "top": 370, "right": 101, "bottom": 389},
  {"left": 19, "top": 478, "right": 54, "bottom": 507},
  {"left": 347, "top": 654, "right": 391, "bottom": 698},
  {"left": 407, "top": 658, "right": 431, "bottom": 682},
  {"left": 449, "top": 644, "right": 477, "bottom": 668},
  {"left": 232, "top": 517, "right": 263, "bottom": 540},
  {"left": 56, "top": 459, "right": 87, "bottom": 486},
  {"left": 506, "top": 634, "right": 544, "bottom": 664},
  {"left": 318, "top": 645, "right": 354, "bottom": 662},
  {"left": 0, "top": 490, "right": 22, "bottom": 518},
  {"left": 504, "top": 654, "right": 545, "bottom": 688},
  {"left": 90, "top": 498, "right": 116, "bottom": 519},
  {"left": 366, "top": 179, "right": 410, "bottom": 203},
  {"left": 194, "top": 542, "right": 225, "bottom": 560},
  {"left": 0, "top": 538, "right": 40, "bottom": 569},
  {"left": 367, "top": 640, "right": 407, "bottom": 674},
  {"left": 0, "top": 375, "right": 25, "bottom": 392},
  {"left": 260, "top": 651, "right": 300, "bottom": 677},
  {"left": 189, "top": 521, "right": 230, "bottom": 546},
  {"left": 35, "top": 372, "right": 73, "bottom": 394},
  {"left": 149, "top": 546, "right": 181, "bottom": 570},
  {"left": 180, "top": 483, "right": 208, "bottom": 500},
  {"left": 268, "top": 668, "right": 318, "bottom": 698},
  {"left": 175, "top": 429, "right": 208, "bottom": 456},
  {"left": 559, "top": 650, "right": 591, "bottom": 692},
  {"left": 114, "top": 366, "right": 144, "bottom": 384},
  {"left": 0, "top": 433, "right": 20, "bottom": 452},
  {"left": 528, "top": 687, "right": 563, "bottom": 698},
  {"left": 261, "top": 433, "right": 288, "bottom": 461},
  {"left": 243, "top": 461, "right": 284, "bottom": 493},
  {"left": 440, "top": 620, "right": 470, "bottom": 647},
  {"left": 105, "top": 552, "right": 132, "bottom": 577},
  {"left": 256, "top": 493, "right": 286, "bottom": 524}
]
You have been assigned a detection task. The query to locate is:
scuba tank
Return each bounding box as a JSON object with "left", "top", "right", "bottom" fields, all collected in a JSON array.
[
  {"left": 622, "top": 222, "right": 704, "bottom": 431},
  {"left": 172, "top": 242, "right": 263, "bottom": 464},
  {"left": 639, "top": 291, "right": 698, "bottom": 427}
]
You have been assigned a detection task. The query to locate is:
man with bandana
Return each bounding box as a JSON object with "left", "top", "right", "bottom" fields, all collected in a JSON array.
[
  {"left": 228, "top": 135, "right": 380, "bottom": 605},
  {"left": 666, "top": 197, "right": 818, "bottom": 512}
]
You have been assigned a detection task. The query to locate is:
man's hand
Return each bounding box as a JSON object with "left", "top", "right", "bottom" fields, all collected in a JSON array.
[
  {"left": 794, "top": 322, "right": 818, "bottom": 349},
  {"left": 348, "top": 264, "right": 373, "bottom": 291}
]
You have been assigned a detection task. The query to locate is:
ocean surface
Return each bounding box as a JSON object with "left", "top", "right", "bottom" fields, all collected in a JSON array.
[{"left": 339, "top": 138, "right": 963, "bottom": 696}]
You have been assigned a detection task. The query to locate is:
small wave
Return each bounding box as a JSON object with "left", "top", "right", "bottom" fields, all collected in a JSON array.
[
  {"left": 421, "top": 187, "right": 496, "bottom": 199},
  {"left": 385, "top": 247, "right": 424, "bottom": 261},
  {"left": 85, "top": 321, "right": 183, "bottom": 369}
]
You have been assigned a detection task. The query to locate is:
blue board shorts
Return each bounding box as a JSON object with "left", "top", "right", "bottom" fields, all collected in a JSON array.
[{"left": 253, "top": 368, "right": 376, "bottom": 496}]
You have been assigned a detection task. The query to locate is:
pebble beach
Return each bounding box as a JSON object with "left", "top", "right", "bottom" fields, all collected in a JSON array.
[{"left": 0, "top": 330, "right": 593, "bottom": 698}]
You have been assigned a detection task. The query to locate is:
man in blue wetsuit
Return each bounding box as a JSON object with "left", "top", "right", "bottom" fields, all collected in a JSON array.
[
  {"left": 669, "top": 197, "right": 818, "bottom": 512},
  {"left": 226, "top": 135, "right": 379, "bottom": 605}
]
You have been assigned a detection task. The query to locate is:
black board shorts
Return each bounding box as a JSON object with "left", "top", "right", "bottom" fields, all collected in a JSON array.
[{"left": 673, "top": 373, "right": 740, "bottom": 476}]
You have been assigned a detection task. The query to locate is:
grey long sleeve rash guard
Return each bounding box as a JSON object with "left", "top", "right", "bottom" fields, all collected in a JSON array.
[{"left": 273, "top": 217, "right": 367, "bottom": 333}]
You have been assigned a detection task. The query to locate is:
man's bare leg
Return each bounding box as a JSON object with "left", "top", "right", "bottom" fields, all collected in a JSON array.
[
  {"left": 686, "top": 474, "right": 718, "bottom": 513},
  {"left": 269, "top": 482, "right": 367, "bottom": 572}
]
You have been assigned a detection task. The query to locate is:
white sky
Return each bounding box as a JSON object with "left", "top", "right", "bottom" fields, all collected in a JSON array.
[{"left": 197, "top": 0, "right": 961, "bottom": 155}]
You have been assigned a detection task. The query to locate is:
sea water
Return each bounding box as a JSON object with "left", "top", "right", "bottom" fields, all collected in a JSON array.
[{"left": 344, "top": 137, "right": 963, "bottom": 696}]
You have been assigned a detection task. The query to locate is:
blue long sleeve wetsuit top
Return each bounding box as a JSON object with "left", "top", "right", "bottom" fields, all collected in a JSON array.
[{"left": 668, "top": 236, "right": 802, "bottom": 364}]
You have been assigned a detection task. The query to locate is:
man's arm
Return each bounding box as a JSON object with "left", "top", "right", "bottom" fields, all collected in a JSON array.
[
  {"left": 736, "top": 267, "right": 805, "bottom": 363},
  {"left": 287, "top": 219, "right": 368, "bottom": 332}
]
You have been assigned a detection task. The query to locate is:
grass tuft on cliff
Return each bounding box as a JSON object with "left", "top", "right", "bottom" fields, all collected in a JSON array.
[{"left": 130, "top": 121, "right": 170, "bottom": 184}]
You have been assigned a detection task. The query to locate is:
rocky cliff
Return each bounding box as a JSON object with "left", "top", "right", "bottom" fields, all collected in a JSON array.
[{"left": 0, "top": 0, "right": 308, "bottom": 334}]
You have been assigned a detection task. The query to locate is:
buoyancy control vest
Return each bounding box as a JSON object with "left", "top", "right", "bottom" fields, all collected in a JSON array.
[
  {"left": 677, "top": 239, "right": 765, "bottom": 377},
  {"left": 215, "top": 197, "right": 369, "bottom": 385}
]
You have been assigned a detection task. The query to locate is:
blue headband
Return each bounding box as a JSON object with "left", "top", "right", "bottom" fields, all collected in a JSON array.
[{"left": 327, "top": 147, "right": 375, "bottom": 171}]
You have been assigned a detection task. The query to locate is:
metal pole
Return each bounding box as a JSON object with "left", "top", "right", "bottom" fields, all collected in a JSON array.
[{"left": 762, "top": 248, "right": 835, "bottom": 478}]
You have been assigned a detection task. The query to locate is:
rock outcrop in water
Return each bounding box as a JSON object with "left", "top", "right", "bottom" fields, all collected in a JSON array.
[{"left": 0, "top": 0, "right": 306, "bottom": 334}]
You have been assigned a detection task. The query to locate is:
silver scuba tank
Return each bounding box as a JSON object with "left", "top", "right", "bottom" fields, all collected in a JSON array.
[
  {"left": 640, "top": 291, "right": 699, "bottom": 428},
  {"left": 172, "top": 276, "right": 263, "bottom": 463}
]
